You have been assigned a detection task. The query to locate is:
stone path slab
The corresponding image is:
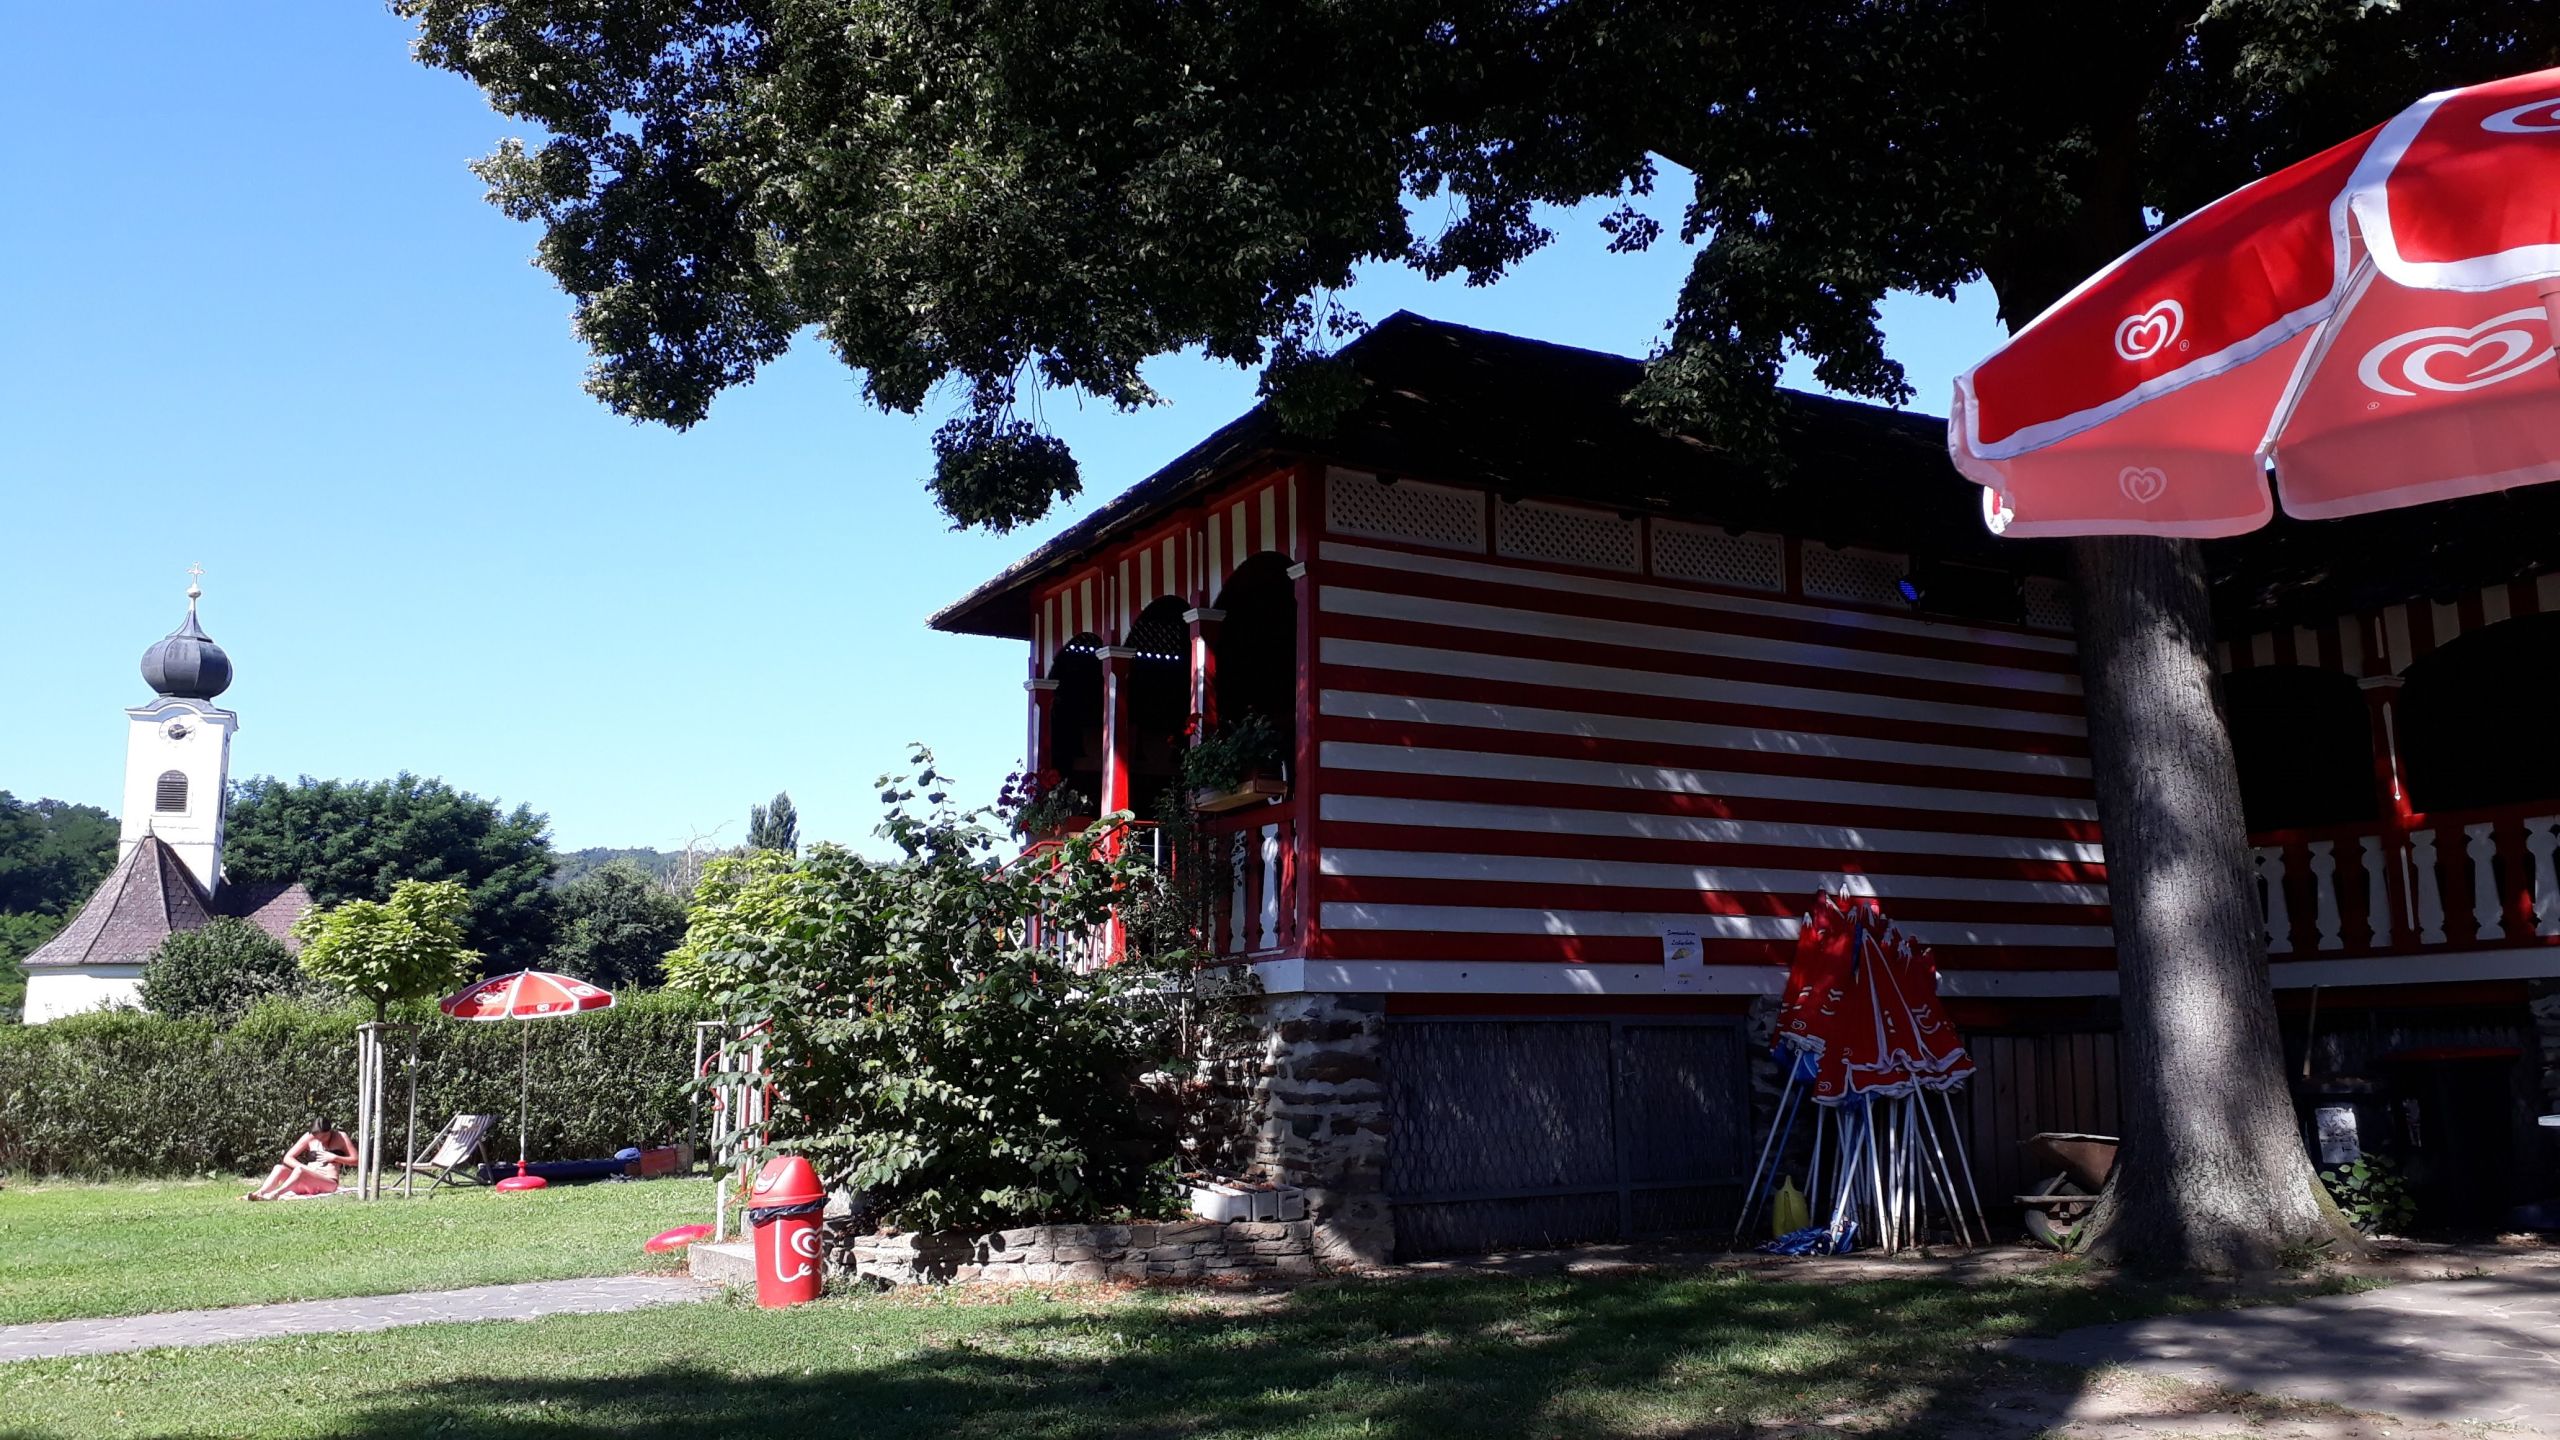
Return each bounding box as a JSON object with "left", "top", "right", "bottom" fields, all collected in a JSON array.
[
  {"left": 2009, "top": 1266, "right": 2560, "bottom": 1435},
  {"left": 0, "top": 1275, "right": 716, "bottom": 1363}
]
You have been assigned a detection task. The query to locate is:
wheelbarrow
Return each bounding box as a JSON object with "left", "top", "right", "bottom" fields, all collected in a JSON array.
[{"left": 2017, "top": 1132, "right": 2119, "bottom": 1251}]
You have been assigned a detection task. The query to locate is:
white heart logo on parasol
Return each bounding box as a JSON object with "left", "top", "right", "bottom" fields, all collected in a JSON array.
[
  {"left": 2483, "top": 96, "right": 2560, "bottom": 133},
  {"left": 2113, "top": 299, "right": 2184, "bottom": 361},
  {"left": 2118, "top": 466, "right": 2168, "bottom": 505},
  {"left": 1981, "top": 488, "right": 2016, "bottom": 534},
  {"left": 2356, "top": 309, "right": 2552, "bottom": 397}
]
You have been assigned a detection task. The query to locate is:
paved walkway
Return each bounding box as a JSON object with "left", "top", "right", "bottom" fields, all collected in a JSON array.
[
  {"left": 0, "top": 1275, "right": 716, "bottom": 1363},
  {"left": 2009, "top": 1264, "right": 2560, "bottom": 1435}
]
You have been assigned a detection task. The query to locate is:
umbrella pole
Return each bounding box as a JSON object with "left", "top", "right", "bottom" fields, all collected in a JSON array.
[
  {"left": 1938, "top": 1087, "right": 1988, "bottom": 1238},
  {"left": 1912, "top": 1086, "right": 1972, "bottom": 1249},
  {"left": 1733, "top": 1061, "right": 1802, "bottom": 1248},
  {"left": 518, "top": 1022, "right": 531, "bottom": 1177}
]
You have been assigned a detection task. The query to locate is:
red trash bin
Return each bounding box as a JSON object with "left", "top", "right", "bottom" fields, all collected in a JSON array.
[{"left": 747, "top": 1155, "right": 827, "bottom": 1308}]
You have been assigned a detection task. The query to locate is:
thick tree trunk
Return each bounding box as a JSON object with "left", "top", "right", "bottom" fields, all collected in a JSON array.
[{"left": 2065, "top": 534, "right": 2361, "bottom": 1271}]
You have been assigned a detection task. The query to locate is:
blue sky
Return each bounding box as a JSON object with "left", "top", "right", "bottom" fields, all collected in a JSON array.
[{"left": 0, "top": 6, "right": 2004, "bottom": 855}]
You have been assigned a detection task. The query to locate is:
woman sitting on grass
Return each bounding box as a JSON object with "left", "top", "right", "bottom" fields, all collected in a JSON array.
[{"left": 246, "top": 1119, "right": 357, "bottom": 1201}]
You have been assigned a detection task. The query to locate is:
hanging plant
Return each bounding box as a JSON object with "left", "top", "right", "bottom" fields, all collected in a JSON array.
[
  {"left": 999, "top": 767, "right": 1095, "bottom": 839},
  {"left": 1181, "top": 714, "right": 1287, "bottom": 812}
]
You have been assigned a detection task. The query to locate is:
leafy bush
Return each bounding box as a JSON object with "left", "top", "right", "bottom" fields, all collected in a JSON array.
[
  {"left": 662, "top": 849, "right": 799, "bottom": 994},
  {"left": 2319, "top": 1153, "right": 2418, "bottom": 1235},
  {"left": 0, "top": 991, "right": 708, "bottom": 1179},
  {"left": 140, "top": 918, "right": 308, "bottom": 1020},
  {"left": 705, "top": 749, "right": 1181, "bottom": 1231}
]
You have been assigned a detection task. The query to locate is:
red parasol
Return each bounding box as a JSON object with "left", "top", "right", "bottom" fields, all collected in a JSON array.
[
  {"left": 1952, "top": 65, "right": 2560, "bottom": 537},
  {"left": 440, "top": 970, "right": 616, "bottom": 1190}
]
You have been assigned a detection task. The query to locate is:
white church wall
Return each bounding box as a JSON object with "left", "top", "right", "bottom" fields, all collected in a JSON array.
[
  {"left": 118, "top": 697, "right": 236, "bottom": 895},
  {"left": 22, "top": 966, "right": 146, "bottom": 1024}
]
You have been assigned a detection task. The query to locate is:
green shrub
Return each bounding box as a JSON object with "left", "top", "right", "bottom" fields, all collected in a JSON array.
[
  {"left": 0, "top": 991, "right": 709, "bottom": 1179},
  {"left": 139, "top": 918, "right": 308, "bottom": 1020},
  {"left": 2319, "top": 1153, "right": 2418, "bottom": 1235}
]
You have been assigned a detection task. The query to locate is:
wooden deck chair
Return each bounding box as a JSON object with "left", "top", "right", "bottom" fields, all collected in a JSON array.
[{"left": 400, "top": 1113, "right": 497, "bottom": 1193}]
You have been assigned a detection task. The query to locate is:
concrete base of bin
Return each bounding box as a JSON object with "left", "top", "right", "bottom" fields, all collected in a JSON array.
[{"left": 687, "top": 1240, "right": 755, "bottom": 1286}]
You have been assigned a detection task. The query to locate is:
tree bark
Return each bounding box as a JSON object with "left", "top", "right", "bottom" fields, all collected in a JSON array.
[{"left": 2064, "top": 534, "right": 2362, "bottom": 1270}]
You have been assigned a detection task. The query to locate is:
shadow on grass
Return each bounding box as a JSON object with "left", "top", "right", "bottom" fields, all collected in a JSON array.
[{"left": 298, "top": 1269, "right": 2185, "bottom": 1440}]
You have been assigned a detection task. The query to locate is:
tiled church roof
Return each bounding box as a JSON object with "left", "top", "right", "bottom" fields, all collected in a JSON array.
[{"left": 22, "top": 837, "right": 308, "bottom": 970}]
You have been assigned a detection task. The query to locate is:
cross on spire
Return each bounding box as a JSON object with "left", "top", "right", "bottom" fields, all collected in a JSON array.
[{"left": 185, "top": 563, "right": 203, "bottom": 610}]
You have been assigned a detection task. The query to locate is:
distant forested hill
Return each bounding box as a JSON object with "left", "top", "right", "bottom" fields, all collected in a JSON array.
[{"left": 549, "top": 847, "right": 687, "bottom": 888}]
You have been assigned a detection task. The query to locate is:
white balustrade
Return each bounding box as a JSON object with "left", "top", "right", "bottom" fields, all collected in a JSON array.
[
  {"left": 2306, "top": 840, "right": 2344, "bottom": 951},
  {"left": 2464, "top": 822, "right": 2506, "bottom": 941},
  {"left": 1258, "top": 824, "right": 1282, "bottom": 951},
  {"left": 2409, "top": 827, "right": 2447, "bottom": 944},
  {"left": 2359, "top": 835, "right": 2393, "bottom": 948},
  {"left": 2527, "top": 815, "right": 2560, "bottom": 938},
  {"left": 2255, "top": 846, "right": 2292, "bottom": 954}
]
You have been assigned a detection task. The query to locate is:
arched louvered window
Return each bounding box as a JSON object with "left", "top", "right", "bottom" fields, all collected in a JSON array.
[{"left": 155, "top": 770, "right": 188, "bottom": 813}]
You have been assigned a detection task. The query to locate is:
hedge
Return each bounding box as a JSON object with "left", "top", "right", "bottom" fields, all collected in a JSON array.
[{"left": 0, "top": 991, "right": 712, "bottom": 1179}]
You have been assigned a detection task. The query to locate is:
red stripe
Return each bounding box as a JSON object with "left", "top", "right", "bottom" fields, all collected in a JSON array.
[
  {"left": 1304, "top": 929, "right": 2116, "bottom": 970},
  {"left": 1320, "top": 714, "right": 2095, "bottom": 801},
  {"left": 1318, "top": 820, "right": 2108, "bottom": 885},
  {"left": 1314, "top": 874, "right": 2111, "bottom": 929},
  {"left": 2511, "top": 578, "right": 2540, "bottom": 619},
  {"left": 1324, "top": 555, "right": 2082, "bottom": 676},
  {"left": 2276, "top": 627, "right": 2301, "bottom": 667},
  {"left": 1325, "top": 768, "right": 2104, "bottom": 843},
  {"left": 2404, "top": 603, "right": 2436, "bottom": 662},
  {"left": 2457, "top": 587, "right": 2487, "bottom": 635},
  {"left": 1317, "top": 610, "right": 2086, "bottom": 718},
  {"left": 1322, "top": 662, "right": 2091, "bottom": 759}
]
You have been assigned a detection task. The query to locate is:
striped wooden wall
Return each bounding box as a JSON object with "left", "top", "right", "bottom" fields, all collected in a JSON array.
[
  {"left": 1028, "top": 467, "right": 1303, "bottom": 671},
  {"left": 2217, "top": 569, "right": 2560, "bottom": 677},
  {"left": 1301, "top": 467, "right": 2112, "bottom": 984}
]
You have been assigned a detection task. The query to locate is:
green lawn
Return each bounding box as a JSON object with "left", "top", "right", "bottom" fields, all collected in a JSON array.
[
  {"left": 0, "top": 1266, "right": 2218, "bottom": 1439},
  {"left": 0, "top": 1176, "right": 716, "bottom": 1324}
]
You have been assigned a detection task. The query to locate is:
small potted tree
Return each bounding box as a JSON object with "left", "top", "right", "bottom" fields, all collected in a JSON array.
[{"left": 1182, "top": 714, "right": 1287, "bottom": 814}]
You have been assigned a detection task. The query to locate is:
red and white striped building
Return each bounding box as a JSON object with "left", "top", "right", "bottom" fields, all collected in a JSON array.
[{"left": 935, "top": 313, "right": 2560, "bottom": 1257}]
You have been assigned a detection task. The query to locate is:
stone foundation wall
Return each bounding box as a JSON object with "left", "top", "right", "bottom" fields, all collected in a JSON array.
[
  {"left": 1245, "top": 992, "right": 1392, "bottom": 1267},
  {"left": 839, "top": 1220, "right": 1316, "bottom": 1285}
]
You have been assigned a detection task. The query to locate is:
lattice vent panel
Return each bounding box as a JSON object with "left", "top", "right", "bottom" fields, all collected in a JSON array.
[
  {"left": 1799, "top": 546, "right": 1908, "bottom": 606},
  {"left": 2021, "top": 576, "right": 2075, "bottom": 632},
  {"left": 1323, "top": 469, "right": 1485, "bottom": 552},
  {"left": 1650, "top": 522, "right": 1784, "bottom": 593},
  {"left": 1495, "top": 500, "right": 1641, "bottom": 573}
]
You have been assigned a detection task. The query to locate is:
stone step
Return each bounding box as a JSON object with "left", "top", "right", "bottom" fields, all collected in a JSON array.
[{"left": 688, "top": 1240, "right": 754, "bottom": 1286}]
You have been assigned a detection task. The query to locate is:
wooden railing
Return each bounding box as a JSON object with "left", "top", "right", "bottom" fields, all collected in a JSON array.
[
  {"left": 2249, "top": 801, "right": 2560, "bottom": 960},
  {"left": 1196, "top": 808, "right": 1297, "bottom": 959},
  {"left": 1013, "top": 810, "right": 1297, "bottom": 966}
]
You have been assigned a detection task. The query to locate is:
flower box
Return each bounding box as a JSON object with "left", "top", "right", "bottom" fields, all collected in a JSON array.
[{"left": 1189, "top": 777, "right": 1287, "bottom": 814}]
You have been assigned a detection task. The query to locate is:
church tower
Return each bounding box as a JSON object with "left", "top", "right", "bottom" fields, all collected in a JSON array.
[{"left": 119, "top": 571, "right": 237, "bottom": 894}]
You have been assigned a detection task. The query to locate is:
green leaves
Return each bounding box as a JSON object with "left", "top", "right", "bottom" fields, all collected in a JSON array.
[
  {"left": 139, "top": 918, "right": 308, "bottom": 1022},
  {"left": 697, "top": 750, "right": 1180, "bottom": 1230},
  {"left": 293, "top": 879, "right": 481, "bottom": 1024}
]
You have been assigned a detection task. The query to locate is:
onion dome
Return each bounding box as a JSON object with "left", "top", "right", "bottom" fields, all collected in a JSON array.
[{"left": 139, "top": 576, "right": 233, "bottom": 700}]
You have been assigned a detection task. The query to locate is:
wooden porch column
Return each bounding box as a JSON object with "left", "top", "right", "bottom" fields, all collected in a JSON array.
[
  {"left": 2358, "top": 675, "right": 2413, "bottom": 823},
  {"left": 1183, "top": 606, "right": 1225, "bottom": 732},
  {"left": 1023, "top": 678, "right": 1058, "bottom": 776},
  {"left": 1097, "top": 647, "right": 1139, "bottom": 817}
]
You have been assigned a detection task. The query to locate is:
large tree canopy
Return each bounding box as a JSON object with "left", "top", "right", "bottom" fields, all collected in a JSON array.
[
  {"left": 225, "top": 775, "right": 557, "bottom": 973},
  {"left": 405, "top": 0, "right": 2560, "bottom": 1270},
  {"left": 399, "top": 0, "right": 2552, "bottom": 522}
]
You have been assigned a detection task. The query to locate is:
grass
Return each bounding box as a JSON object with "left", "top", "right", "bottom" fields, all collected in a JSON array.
[
  {"left": 0, "top": 1176, "right": 715, "bottom": 1325},
  {"left": 0, "top": 1264, "right": 2224, "bottom": 1439}
]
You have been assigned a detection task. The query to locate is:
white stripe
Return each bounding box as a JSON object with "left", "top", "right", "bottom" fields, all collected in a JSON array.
[
  {"left": 2537, "top": 572, "right": 2560, "bottom": 614},
  {"left": 1322, "top": 741, "right": 2101, "bottom": 822},
  {"left": 1321, "top": 847, "right": 2109, "bottom": 906},
  {"left": 1319, "top": 792, "right": 2106, "bottom": 864},
  {"left": 1322, "top": 689, "right": 2090, "bottom": 780},
  {"left": 2431, "top": 599, "right": 2461, "bottom": 646},
  {"left": 2291, "top": 626, "right": 2319, "bottom": 664},
  {"left": 1321, "top": 638, "right": 2087, "bottom": 738},
  {"left": 2249, "top": 632, "right": 2276, "bottom": 667},
  {"left": 1251, "top": 958, "right": 2125, "bottom": 998},
  {"left": 1319, "top": 901, "right": 2113, "bottom": 948},
  {"left": 1322, "top": 587, "right": 2082, "bottom": 696},
  {"left": 2480, "top": 582, "right": 2511, "bottom": 627},
  {"left": 2384, "top": 604, "right": 2414, "bottom": 672},
  {"left": 1319, "top": 540, "right": 2077, "bottom": 655}
]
